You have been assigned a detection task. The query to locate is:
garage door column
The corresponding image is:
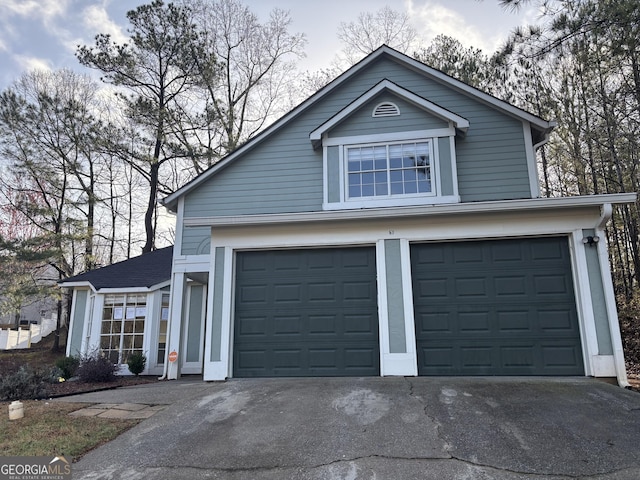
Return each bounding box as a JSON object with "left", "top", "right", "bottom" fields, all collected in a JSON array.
[{"left": 377, "top": 239, "right": 418, "bottom": 376}]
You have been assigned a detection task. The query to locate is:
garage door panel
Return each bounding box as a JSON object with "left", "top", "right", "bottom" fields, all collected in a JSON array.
[
  {"left": 234, "top": 247, "right": 379, "bottom": 377},
  {"left": 412, "top": 237, "right": 584, "bottom": 376}
]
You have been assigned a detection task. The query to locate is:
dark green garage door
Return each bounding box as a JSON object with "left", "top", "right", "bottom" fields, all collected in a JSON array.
[
  {"left": 234, "top": 247, "right": 379, "bottom": 377},
  {"left": 411, "top": 237, "right": 584, "bottom": 376}
]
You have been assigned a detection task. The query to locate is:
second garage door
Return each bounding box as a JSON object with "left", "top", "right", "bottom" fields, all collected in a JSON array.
[
  {"left": 411, "top": 237, "right": 584, "bottom": 376},
  {"left": 233, "top": 247, "right": 379, "bottom": 377}
]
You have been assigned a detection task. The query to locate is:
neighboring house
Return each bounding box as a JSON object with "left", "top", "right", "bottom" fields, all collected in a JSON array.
[
  {"left": 63, "top": 46, "right": 636, "bottom": 384},
  {"left": 59, "top": 247, "right": 173, "bottom": 375}
]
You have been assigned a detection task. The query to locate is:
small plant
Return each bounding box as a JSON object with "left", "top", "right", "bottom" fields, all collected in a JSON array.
[
  {"left": 126, "top": 352, "right": 147, "bottom": 376},
  {"left": 55, "top": 355, "right": 80, "bottom": 380},
  {"left": 76, "top": 350, "right": 118, "bottom": 383},
  {"left": 0, "top": 366, "right": 49, "bottom": 400}
]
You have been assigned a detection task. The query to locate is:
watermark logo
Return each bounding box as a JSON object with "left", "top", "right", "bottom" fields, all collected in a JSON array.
[{"left": 0, "top": 456, "right": 71, "bottom": 480}]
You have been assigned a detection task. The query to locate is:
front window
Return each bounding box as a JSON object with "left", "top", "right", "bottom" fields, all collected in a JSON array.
[
  {"left": 100, "top": 294, "right": 146, "bottom": 364},
  {"left": 347, "top": 141, "right": 432, "bottom": 199}
]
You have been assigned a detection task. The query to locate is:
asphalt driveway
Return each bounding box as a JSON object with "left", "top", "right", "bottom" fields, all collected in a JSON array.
[{"left": 55, "top": 377, "right": 640, "bottom": 479}]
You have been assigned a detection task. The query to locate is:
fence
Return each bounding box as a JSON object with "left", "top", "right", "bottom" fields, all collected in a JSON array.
[{"left": 0, "top": 316, "right": 57, "bottom": 350}]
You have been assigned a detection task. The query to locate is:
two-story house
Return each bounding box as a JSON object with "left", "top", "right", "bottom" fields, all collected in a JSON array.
[{"left": 62, "top": 46, "right": 635, "bottom": 385}]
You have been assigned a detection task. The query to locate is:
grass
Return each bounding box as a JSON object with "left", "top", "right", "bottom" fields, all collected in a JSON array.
[
  {"left": 0, "top": 330, "right": 143, "bottom": 461},
  {"left": 0, "top": 400, "right": 140, "bottom": 459}
]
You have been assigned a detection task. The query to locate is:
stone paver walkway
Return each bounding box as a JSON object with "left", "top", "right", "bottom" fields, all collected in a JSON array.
[{"left": 69, "top": 403, "right": 165, "bottom": 420}]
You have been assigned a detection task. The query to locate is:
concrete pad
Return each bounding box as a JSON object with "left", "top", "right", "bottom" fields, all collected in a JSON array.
[
  {"left": 97, "top": 409, "right": 139, "bottom": 420},
  {"left": 111, "top": 403, "right": 149, "bottom": 411},
  {"left": 125, "top": 409, "right": 159, "bottom": 420},
  {"left": 69, "top": 377, "right": 640, "bottom": 480},
  {"left": 69, "top": 408, "right": 107, "bottom": 417}
]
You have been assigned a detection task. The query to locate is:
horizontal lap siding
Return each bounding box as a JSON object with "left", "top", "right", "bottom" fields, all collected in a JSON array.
[
  {"left": 183, "top": 57, "right": 532, "bottom": 218},
  {"left": 181, "top": 226, "right": 211, "bottom": 255},
  {"left": 328, "top": 93, "right": 449, "bottom": 138}
]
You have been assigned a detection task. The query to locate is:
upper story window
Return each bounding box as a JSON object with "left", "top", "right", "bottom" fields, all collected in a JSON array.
[{"left": 347, "top": 141, "right": 433, "bottom": 199}]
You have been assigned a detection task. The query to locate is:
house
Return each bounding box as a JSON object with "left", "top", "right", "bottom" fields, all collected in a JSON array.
[
  {"left": 59, "top": 247, "right": 173, "bottom": 375},
  {"left": 62, "top": 46, "right": 635, "bottom": 384}
]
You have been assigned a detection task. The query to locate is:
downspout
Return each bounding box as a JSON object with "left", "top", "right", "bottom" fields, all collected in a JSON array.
[{"left": 594, "top": 203, "right": 630, "bottom": 387}]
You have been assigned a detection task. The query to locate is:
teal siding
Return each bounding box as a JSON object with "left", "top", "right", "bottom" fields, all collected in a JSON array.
[
  {"left": 210, "top": 247, "right": 225, "bottom": 362},
  {"left": 181, "top": 226, "right": 210, "bottom": 255},
  {"left": 327, "top": 146, "right": 340, "bottom": 203},
  {"left": 583, "top": 229, "right": 613, "bottom": 355},
  {"left": 328, "top": 93, "right": 449, "bottom": 138},
  {"left": 186, "top": 285, "right": 204, "bottom": 362},
  {"left": 183, "top": 55, "right": 533, "bottom": 218},
  {"left": 437, "top": 137, "right": 454, "bottom": 196},
  {"left": 385, "top": 239, "right": 406, "bottom": 353},
  {"left": 70, "top": 290, "right": 88, "bottom": 356}
]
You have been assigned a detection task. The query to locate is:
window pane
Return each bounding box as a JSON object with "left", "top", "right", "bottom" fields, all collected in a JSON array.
[
  {"left": 362, "top": 184, "right": 374, "bottom": 196},
  {"left": 405, "top": 182, "right": 418, "bottom": 194},
  {"left": 391, "top": 182, "right": 404, "bottom": 194},
  {"left": 374, "top": 158, "right": 387, "bottom": 170},
  {"left": 100, "top": 336, "right": 110, "bottom": 349},
  {"left": 112, "top": 321, "right": 121, "bottom": 334},
  {"left": 376, "top": 183, "right": 388, "bottom": 196},
  {"left": 362, "top": 172, "right": 374, "bottom": 185},
  {"left": 349, "top": 185, "right": 361, "bottom": 197},
  {"left": 124, "top": 321, "right": 134, "bottom": 333},
  {"left": 101, "top": 321, "right": 111, "bottom": 334},
  {"left": 418, "top": 179, "right": 431, "bottom": 193},
  {"left": 134, "top": 320, "right": 144, "bottom": 333}
]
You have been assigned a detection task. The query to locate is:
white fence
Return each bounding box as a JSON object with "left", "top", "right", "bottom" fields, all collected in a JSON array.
[{"left": 0, "top": 316, "right": 57, "bottom": 350}]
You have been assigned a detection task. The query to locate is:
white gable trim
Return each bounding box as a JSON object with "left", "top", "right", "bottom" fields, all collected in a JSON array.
[
  {"left": 309, "top": 79, "right": 469, "bottom": 148},
  {"left": 162, "top": 45, "right": 553, "bottom": 211}
]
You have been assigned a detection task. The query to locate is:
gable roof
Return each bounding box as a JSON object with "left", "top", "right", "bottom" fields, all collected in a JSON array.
[
  {"left": 309, "top": 79, "right": 470, "bottom": 149},
  {"left": 58, "top": 246, "right": 173, "bottom": 291},
  {"left": 162, "top": 45, "right": 554, "bottom": 212}
]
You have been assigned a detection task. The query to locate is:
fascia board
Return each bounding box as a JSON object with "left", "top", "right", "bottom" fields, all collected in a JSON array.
[
  {"left": 309, "top": 79, "right": 469, "bottom": 144},
  {"left": 183, "top": 193, "right": 637, "bottom": 228},
  {"left": 93, "top": 280, "right": 171, "bottom": 294},
  {"left": 381, "top": 47, "right": 554, "bottom": 131},
  {"left": 57, "top": 281, "right": 96, "bottom": 292}
]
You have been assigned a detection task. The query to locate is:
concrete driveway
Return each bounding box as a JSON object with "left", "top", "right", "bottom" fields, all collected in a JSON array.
[{"left": 55, "top": 377, "right": 640, "bottom": 479}]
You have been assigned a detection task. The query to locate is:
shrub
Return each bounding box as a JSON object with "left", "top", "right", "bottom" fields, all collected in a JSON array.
[
  {"left": 126, "top": 352, "right": 147, "bottom": 376},
  {"left": 0, "top": 366, "right": 49, "bottom": 401},
  {"left": 76, "top": 351, "right": 118, "bottom": 383},
  {"left": 55, "top": 355, "right": 80, "bottom": 380}
]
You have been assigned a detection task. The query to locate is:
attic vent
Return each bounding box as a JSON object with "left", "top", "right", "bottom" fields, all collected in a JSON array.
[{"left": 372, "top": 102, "right": 400, "bottom": 117}]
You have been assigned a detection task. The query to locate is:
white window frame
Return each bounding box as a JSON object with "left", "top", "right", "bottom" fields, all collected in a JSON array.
[
  {"left": 344, "top": 139, "right": 436, "bottom": 203},
  {"left": 322, "top": 129, "right": 460, "bottom": 210}
]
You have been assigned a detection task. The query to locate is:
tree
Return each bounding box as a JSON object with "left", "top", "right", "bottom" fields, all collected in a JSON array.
[
  {"left": 185, "top": 0, "right": 306, "bottom": 155},
  {"left": 337, "top": 6, "right": 419, "bottom": 65},
  {"left": 413, "top": 35, "right": 506, "bottom": 95},
  {"left": 498, "top": 0, "right": 640, "bottom": 299},
  {"left": 77, "top": 0, "right": 207, "bottom": 253}
]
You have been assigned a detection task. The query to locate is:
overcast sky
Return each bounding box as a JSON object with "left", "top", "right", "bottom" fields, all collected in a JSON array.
[{"left": 0, "top": 0, "right": 540, "bottom": 91}]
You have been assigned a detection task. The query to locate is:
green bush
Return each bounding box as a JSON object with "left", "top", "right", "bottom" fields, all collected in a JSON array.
[
  {"left": 0, "top": 366, "right": 49, "bottom": 401},
  {"left": 55, "top": 355, "right": 80, "bottom": 380},
  {"left": 126, "top": 352, "right": 147, "bottom": 376},
  {"left": 76, "top": 351, "right": 117, "bottom": 383}
]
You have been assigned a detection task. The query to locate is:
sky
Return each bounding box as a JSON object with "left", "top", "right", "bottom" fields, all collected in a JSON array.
[{"left": 0, "top": 0, "right": 540, "bottom": 91}]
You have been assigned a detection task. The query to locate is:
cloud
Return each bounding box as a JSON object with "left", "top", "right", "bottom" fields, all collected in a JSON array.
[
  {"left": 406, "top": 0, "right": 491, "bottom": 52},
  {"left": 13, "top": 55, "right": 52, "bottom": 73},
  {"left": 82, "top": 4, "right": 129, "bottom": 45},
  {"left": 1, "top": 0, "right": 68, "bottom": 21}
]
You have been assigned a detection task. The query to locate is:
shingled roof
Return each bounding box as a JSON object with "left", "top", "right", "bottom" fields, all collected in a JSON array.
[{"left": 59, "top": 246, "right": 173, "bottom": 290}]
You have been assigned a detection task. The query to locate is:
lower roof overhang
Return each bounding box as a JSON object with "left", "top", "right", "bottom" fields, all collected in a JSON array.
[{"left": 182, "top": 193, "right": 637, "bottom": 229}]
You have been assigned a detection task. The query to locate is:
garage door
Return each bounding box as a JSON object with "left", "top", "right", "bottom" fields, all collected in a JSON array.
[
  {"left": 411, "top": 237, "right": 584, "bottom": 376},
  {"left": 233, "top": 247, "right": 379, "bottom": 377}
]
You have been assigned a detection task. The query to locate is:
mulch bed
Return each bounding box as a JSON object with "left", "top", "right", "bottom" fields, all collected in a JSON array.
[{"left": 46, "top": 376, "right": 159, "bottom": 398}]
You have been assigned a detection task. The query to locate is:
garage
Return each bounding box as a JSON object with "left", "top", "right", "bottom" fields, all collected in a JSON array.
[
  {"left": 411, "top": 237, "right": 584, "bottom": 376},
  {"left": 233, "top": 247, "right": 379, "bottom": 377}
]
